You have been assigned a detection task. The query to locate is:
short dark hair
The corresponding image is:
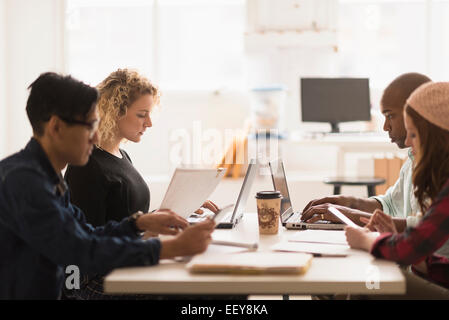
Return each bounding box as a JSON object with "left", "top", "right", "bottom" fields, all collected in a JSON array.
[
  {"left": 381, "top": 72, "right": 431, "bottom": 110},
  {"left": 26, "top": 72, "right": 99, "bottom": 136}
]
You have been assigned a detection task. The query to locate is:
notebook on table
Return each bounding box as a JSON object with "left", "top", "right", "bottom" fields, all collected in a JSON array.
[{"left": 187, "top": 252, "right": 313, "bottom": 275}]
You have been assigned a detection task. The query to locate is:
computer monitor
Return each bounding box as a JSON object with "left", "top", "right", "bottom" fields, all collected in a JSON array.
[{"left": 300, "top": 78, "right": 371, "bottom": 133}]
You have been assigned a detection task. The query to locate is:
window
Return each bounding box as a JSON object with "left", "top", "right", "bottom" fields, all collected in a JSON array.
[
  {"left": 337, "top": 0, "right": 449, "bottom": 106},
  {"left": 65, "top": 0, "right": 246, "bottom": 90},
  {"left": 157, "top": 0, "right": 245, "bottom": 90},
  {"left": 65, "top": 0, "right": 449, "bottom": 99}
]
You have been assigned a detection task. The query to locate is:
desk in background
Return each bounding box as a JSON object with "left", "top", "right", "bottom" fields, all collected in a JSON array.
[
  {"left": 289, "top": 131, "right": 406, "bottom": 176},
  {"left": 104, "top": 213, "right": 405, "bottom": 296}
]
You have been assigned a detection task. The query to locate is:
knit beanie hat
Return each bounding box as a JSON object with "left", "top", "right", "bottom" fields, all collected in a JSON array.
[{"left": 406, "top": 82, "right": 449, "bottom": 131}]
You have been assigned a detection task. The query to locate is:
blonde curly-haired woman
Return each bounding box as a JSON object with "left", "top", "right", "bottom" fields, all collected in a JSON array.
[{"left": 63, "top": 69, "right": 219, "bottom": 299}]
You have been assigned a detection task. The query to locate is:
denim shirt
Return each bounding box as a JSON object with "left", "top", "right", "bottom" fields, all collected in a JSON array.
[{"left": 0, "top": 139, "right": 161, "bottom": 299}]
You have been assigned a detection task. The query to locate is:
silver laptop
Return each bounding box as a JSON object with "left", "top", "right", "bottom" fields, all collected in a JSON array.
[
  {"left": 188, "top": 160, "right": 258, "bottom": 229},
  {"left": 269, "top": 159, "right": 344, "bottom": 230}
]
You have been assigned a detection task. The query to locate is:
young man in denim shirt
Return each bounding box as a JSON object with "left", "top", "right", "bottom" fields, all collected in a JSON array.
[{"left": 0, "top": 72, "right": 215, "bottom": 299}]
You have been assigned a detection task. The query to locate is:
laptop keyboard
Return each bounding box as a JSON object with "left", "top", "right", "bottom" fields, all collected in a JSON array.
[
  {"left": 215, "top": 206, "right": 234, "bottom": 222},
  {"left": 288, "top": 211, "right": 303, "bottom": 222},
  {"left": 288, "top": 211, "right": 331, "bottom": 224},
  {"left": 188, "top": 205, "right": 234, "bottom": 224}
]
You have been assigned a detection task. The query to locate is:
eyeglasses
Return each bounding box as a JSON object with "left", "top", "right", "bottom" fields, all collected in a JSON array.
[{"left": 59, "top": 116, "right": 99, "bottom": 139}]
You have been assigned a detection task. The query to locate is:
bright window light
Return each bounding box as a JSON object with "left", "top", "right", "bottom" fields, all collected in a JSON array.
[{"left": 65, "top": 0, "right": 246, "bottom": 90}]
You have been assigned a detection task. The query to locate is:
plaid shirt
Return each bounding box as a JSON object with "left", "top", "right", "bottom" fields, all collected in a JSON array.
[{"left": 371, "top": 178, "right": 449, "bottom": 289}]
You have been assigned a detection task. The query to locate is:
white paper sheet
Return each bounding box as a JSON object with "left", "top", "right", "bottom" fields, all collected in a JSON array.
[
  {"left": 289, "top": 230, "right": 348, "bottom": 245},
  {"left": 159, "top": 167, "right": 226, "bottom": 218},
  {"left": 272, "top": 241, "right": 351, "bottom": 257}
]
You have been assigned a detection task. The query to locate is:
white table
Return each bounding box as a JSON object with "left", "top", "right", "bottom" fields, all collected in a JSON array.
[{"left": 104, "top": 213, "right": 405, "bottom": 296}]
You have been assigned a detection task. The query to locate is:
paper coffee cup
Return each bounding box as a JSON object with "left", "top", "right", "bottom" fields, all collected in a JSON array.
[{"left": 255, "top": 191, "right": 282, "bottom": 235}]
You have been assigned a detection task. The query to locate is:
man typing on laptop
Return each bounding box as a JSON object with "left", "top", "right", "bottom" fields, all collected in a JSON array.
[
  {"left": 300, "top": 73, "right": 431, "bottom": 231},
  {"left": 269, "top": 160, "right": 345, "bottom": 230}
]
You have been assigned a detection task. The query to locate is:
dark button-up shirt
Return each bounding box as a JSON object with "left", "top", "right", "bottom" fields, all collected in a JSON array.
[
  {"left": 371, "top": 179, "right": 449, "bottom": 289},
  {"left": 0, "top": 139, "right": 161, "bottom": 299}
]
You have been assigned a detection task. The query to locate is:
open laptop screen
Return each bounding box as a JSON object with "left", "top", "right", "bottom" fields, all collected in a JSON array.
[
  {"left": 229, "top": 160, "right": 258, "bottom": 222},
  {"left": 269, "top": 160, "right": 294, "bottom": 223}
]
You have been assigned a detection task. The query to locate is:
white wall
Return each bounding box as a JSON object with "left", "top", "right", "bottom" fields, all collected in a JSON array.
[
  {"left": 0, "top": 0, "right": 7, "bottom": 158},
  {"left": 3, "top": 0, "right": 65, "bottom": 156},
  {"left": 125, "top": 90, "right": 252, "bottom": 176}
]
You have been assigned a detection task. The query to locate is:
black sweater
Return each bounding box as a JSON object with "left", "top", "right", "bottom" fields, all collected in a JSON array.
[{"left": 65, "top": 146, "right": 150, "bottom": 227}]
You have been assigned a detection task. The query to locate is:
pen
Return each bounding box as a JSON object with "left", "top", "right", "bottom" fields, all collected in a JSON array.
[{"left": 211, "top": 239, "right": 258, "bottom": 250}]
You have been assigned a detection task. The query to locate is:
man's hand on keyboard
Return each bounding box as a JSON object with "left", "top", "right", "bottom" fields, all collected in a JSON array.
[
  {"left": 302, "top": 204, "right": 354, "bottom": 224},
  {"left": 301, "top": 203, "right": 369, "bottom": 226},
  {"left": 302, "top": 195, "right": 354, "bottom": 213}
]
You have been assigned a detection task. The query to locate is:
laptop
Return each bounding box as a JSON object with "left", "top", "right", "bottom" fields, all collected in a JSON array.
[
  {"left": 269, "top": 159, "right": 344, "bottom": 230},
  {"left": 188, "top": 160, "right": 259, "bottom": 229}
]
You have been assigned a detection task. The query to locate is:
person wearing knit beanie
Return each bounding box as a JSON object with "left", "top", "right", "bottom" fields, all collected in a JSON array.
[
  {"left": 403, "top": 81, "right": 449, "bottom": 214},
  {"left": 406, "top": 82, "right": 449, "bottom": 132},
  {"left": 345, "top": 81, "right": 449, "bottom": 298}
]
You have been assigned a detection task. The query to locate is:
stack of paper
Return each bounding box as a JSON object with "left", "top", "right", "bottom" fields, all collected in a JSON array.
[
  {"left": 288, "top": 230, "right": 348, "bottom": 245},
  {"left": 271, "top": 242, "right": 351, "bottom": 257},
  {"left": 269, "top": 230, "right": 351, "bottom": 257},
  {"left": 187, "top": 252, "right": 313, "bottom": 275}
]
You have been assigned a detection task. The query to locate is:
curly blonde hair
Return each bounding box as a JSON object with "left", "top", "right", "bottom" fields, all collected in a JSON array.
[{"left": 96, "top": 69, "right": 160, "bottom": 144}]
